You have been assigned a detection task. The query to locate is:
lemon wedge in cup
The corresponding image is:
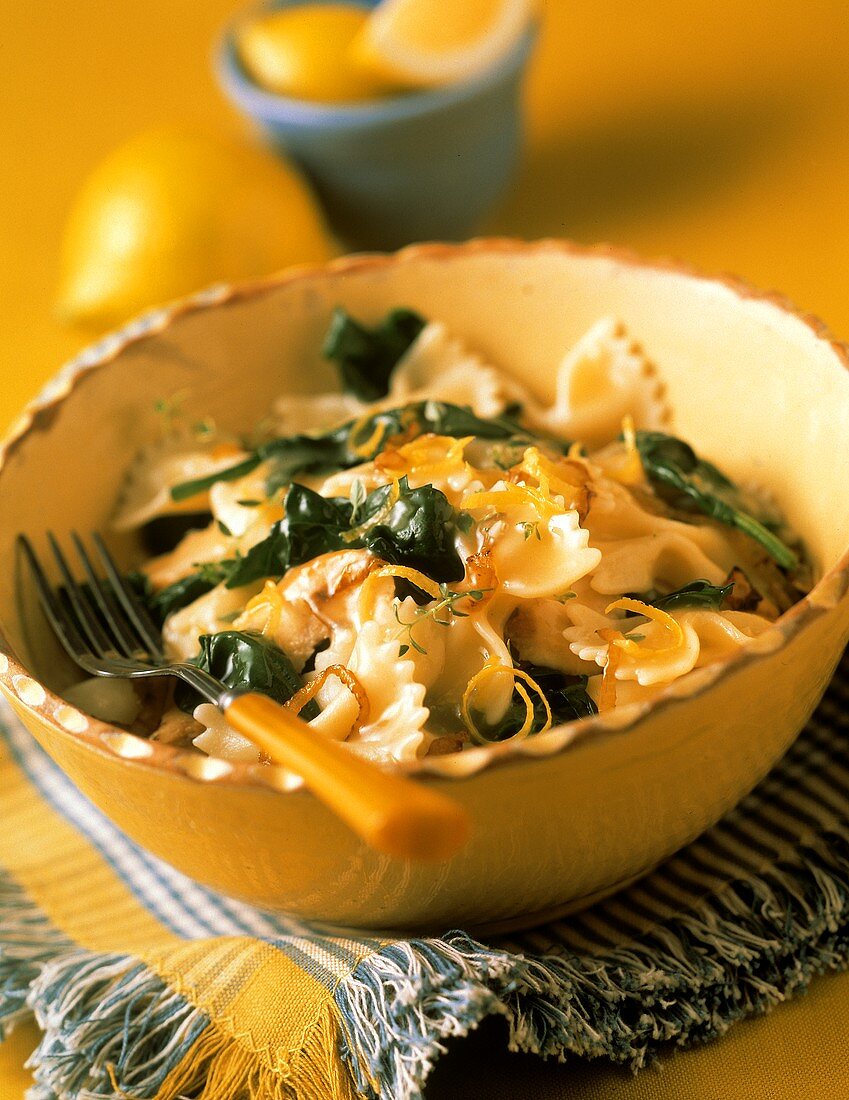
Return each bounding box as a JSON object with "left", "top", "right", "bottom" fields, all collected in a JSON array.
[
  {"left": 237, "top": 3, "right": 392, "bottom": 102},
  {"left": 58, "top": 128, "right": 336, "bottom": 327},
  {"left": 351, "top": 0, "right": 534, "bottom": 89}
]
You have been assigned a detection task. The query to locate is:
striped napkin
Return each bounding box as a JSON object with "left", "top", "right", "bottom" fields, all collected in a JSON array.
[{"left": 2, "top": 653, "right": 849, "bottom": 1100}]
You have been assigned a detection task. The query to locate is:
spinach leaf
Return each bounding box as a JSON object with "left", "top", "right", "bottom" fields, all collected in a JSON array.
[
  {"left": 175, "top": 630, "right": 317, "bottom": 718},
  {"left": 635, "top": 431, "right": 798, "bottom": 569},
  {"left": 649, "top": 579, "right": 733, "bottom": 612},
  {"left": 147, "top": 563, "right": 229, "bottom": 623},
  {"left": 225, "top": 484, "right": 352, "bottom": 588},
  {"left": 417, "top": 400, "right": 526, "bottom": 440},
  {"left": 171, "top": 401, "right": 525, "bottom": 502},
  {"left": 170, "top": 455, "right": 262, "bottom": 503},
  {"left": 322, "top": 307, "right": 426, "bottom": 401},
  {"left": 228, "top": 477, "right": 464, "bottom": 587},
  {"left": 362, "top": 479, "right": 465, "bottom": 583}
]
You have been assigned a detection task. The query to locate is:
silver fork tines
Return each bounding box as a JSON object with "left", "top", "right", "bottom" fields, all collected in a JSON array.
[{"left": 17, "top": 532, "right": 222, "bottom": 702}]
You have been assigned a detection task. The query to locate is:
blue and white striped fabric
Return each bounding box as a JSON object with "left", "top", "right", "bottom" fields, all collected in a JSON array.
[{"left": 1, "top": 651, "right": 849, "bottom": 1100}]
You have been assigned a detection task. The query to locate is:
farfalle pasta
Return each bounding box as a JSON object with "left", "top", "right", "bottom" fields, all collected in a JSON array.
[{"left": 96, "top": 308, "right": 810, "bottom": 765}]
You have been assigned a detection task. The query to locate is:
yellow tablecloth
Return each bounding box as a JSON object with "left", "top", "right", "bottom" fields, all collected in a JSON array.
[{"left": 2, "top": 1, "right": 849, "bottom": 1094}]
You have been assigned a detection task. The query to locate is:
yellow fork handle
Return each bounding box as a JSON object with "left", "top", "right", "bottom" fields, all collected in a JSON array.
[{"left": 224, "top": 692, "right": 471, "bottom": 862}]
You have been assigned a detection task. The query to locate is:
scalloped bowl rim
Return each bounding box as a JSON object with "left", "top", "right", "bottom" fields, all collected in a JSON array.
[{"left": 2, "top": 238, "right": 848, "bottom": 793}]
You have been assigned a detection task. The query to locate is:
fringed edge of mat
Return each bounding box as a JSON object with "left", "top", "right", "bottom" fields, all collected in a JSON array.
[
  {"left": 3, "top": 827, "right": 849, "bottom": 1100},
  {"left": 0, "top": 875, "right": 74, "bottom": 1040},
  {"left": 0, "top": 869, "right": 372, "bottom": 1100},
  {"left": 334, "top": 827, "right": 849, "bottom": 1100}
]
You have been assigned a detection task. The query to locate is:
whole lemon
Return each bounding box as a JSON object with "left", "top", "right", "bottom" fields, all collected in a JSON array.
[{"left": 58, "top": 128, "right": 336, "bottom": 327}]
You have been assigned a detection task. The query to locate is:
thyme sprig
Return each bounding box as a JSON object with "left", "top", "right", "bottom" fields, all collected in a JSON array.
[{"left": 394, "top": 583, "right": 491, "bottom": 657}]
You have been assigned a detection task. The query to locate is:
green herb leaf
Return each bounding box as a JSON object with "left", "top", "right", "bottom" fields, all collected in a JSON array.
[
  {"left": 349, "top": 479, "right": 367, "bottom": 523},
  {"left": 148, "top": 565, "right": 229, "bottom": 622},
  {"left": 635, "top": 431, "right": 798, "bottom": 569},
  {"left": 649, "top": 579, "right": 733, "bottom": 611},
  {"left": 175, "top": 630, "right": 317, "bottom": 718},
  {"left": 362, "top": 478, "right": 464, "bottom": 583},
  {"left": 322, "top": 307, "right": 426, "bottom": 401}
]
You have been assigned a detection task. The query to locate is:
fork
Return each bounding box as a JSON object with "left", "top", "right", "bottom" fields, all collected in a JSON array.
[{"left": 17, "top": 532, "right": 470, "bottom": 862}]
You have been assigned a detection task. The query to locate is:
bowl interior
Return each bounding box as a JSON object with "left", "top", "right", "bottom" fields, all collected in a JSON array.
[{"left": 3, "top": 243, "right": 849, "bottom": 695}]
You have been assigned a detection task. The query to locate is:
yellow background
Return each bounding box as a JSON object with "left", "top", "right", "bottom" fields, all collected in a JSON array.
[{"left": 2, "top": 0, "right": 849, "bottom": 1094}]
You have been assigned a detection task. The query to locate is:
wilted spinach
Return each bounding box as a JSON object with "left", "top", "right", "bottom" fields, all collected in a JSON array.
[
  {"left": 322, "top": 307, "right": 426, "bottom": 400},
  {"left": 175, "top": 630, "right": 317, "bottom": 718},
  {"left": 155, "top": 475, "right": 466, "bottom": 615},
  {"left": 648, "top": 579, "right": 733, "bottom": 612},
  {"left": 226, "top": 484, "right": 352, "bottom": 588},
  {"left": 635, "top": 431, "right": 798, "bottom": 569},
  {"left": 363, "top": 479, "right": 465, "bottom": 582},
  {"left": 170, "top": 400, "right": 526, "bottom": 502}
]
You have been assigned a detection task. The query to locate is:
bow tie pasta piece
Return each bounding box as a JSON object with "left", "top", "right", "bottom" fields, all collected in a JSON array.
[
  {"left": 472, "top": 492, "right": 601, "bottom": 600},
  {"left": 208, "top": 464, "right": 282, "bottom": 539},
  {"left": 112, "top": 436, "right": 252, "bottom": 531},
  {"left": 578, "top": 605, "right": 773, "bottom": 693},
  {"left": 305, "top": 620, "right": 433, "bottom": 763},
  {"left": 505, "top": 597, "right": 600, "bottom": 677},
  {"left": 192, "top": 703, "right": 264, "bottom": 763},
  {"left": 388, "top": 321, "right": 523, "bottom": 420},
  {"left": 584, "top": 479, "right": 736, "bottom": 595},
  {"left": 523, "top": 317, "right": 671, "bottom": 446}
]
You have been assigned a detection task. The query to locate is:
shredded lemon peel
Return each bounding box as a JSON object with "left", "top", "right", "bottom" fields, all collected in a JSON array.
[
  {"left": 236, "top": 579, "right": 284, "bottom": 636},
  {"left": 460, "top": 659, "right": 552, "bottom": 744},
  {"left": 603, "top": 414, "right": 644, "bottom": 485},
  {"left": 604, "top": 597, "right": 684, "bottom": 660},
  {"left": 462, "top": 481, "right": 560, "bottom": 521},
  {"left": 349, "top": 415, "right": 389, "bottom": 458},
  {"left": 358, "top": 563, "right": 443, "bottom": 621},
  {"left": 376, "top": 433, "right": 473, "bottom": 482},
  {"left": 285, "top": 664, "right": 370, "bottom": 734},
  {"left": 598, "top": 637, "right": 622, "bottom": 711}
]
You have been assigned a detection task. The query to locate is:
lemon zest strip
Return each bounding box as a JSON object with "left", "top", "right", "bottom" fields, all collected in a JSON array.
[
  {"left": 462, "top": 482, "right": 560, "bottom": 520},
  {"left": 604, "top": 415, "right": 644, "bottom": 485},
  {"left": 377, "top": 433, "right": 473, "bottom": 482},
  {"left": 358, "top": 563, "right": 442, "bottom": 621},
  {"left": 604, "top": 597, "right": 684, "bottom": 659},
  {"left": 517, "top": 446, "right": 584, "bottom": 494},
  {"left": 285, "top": 664, "right": 370, "bottom": 734},
  {"left": 349, "top": 415, "right": 389, "bottom": 458},
  {"left": 460, "top": 659, "right": 552, "bottom": 744},
  {"left": 598, "top": 636, "right": 623, "bottom": 711}
]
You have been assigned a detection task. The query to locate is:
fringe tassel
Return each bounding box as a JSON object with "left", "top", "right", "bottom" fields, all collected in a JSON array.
[
  {"left": 5, "top": 829, "right": 849, "bottom": 1100},
  {"left": 27, "top": 951, "right": 207, "bottom": 1098},
  {"left": 0, "top": 870, "right": 74, "bottom": 1039},
  {"left": 154, "top": 997, "right": 362, "bottom": 1100},
  {"left": 26, "top": 948, "right": 367, "bottom": 1100},
  {"left": 334, "top": 828, "right": 849, "bottom": 1100}
]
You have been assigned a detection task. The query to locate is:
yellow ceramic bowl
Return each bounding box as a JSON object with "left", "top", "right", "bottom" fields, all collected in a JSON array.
[{"left": 2, "top": 240, "right": 849, "bottom": 933}]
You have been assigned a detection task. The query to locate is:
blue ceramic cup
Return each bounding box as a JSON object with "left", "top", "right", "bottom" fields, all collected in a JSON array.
[{"left": 216, "top": 0, "right": 536, "bottom": 249}]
